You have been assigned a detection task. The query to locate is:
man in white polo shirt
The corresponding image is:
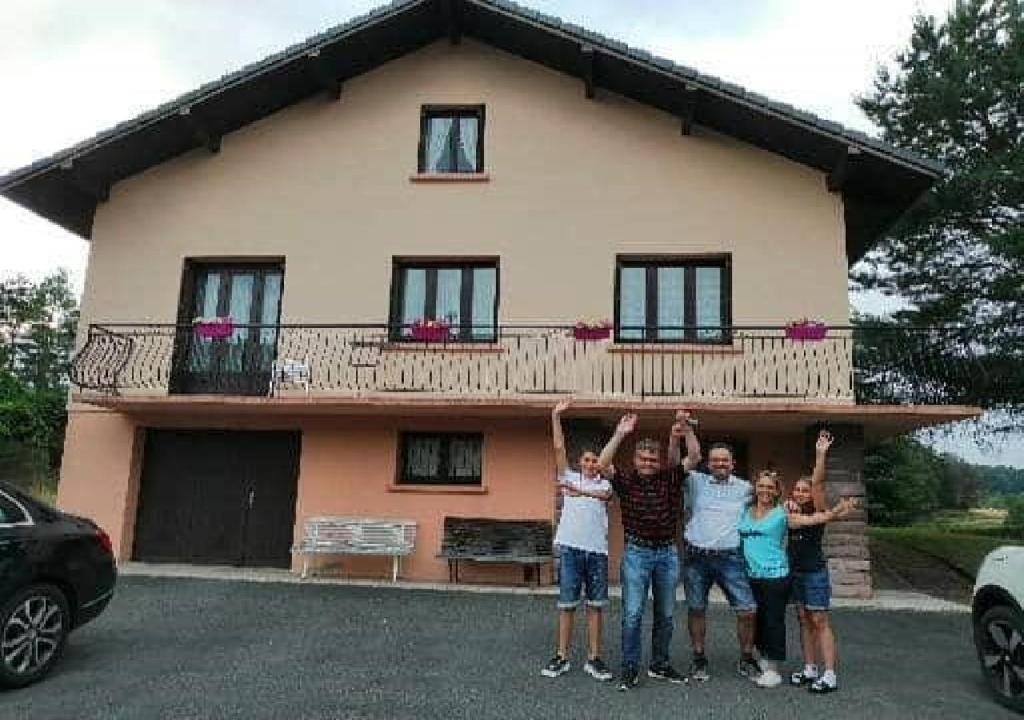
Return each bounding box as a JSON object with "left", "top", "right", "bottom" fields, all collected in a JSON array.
[{"left": 682, "top": 440, "right": 759, "bottom": 683}]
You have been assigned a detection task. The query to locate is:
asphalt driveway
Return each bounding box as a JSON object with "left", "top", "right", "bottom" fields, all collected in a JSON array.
[{"left": 1, "top": 576, "right": 1014, "bottom": 720}]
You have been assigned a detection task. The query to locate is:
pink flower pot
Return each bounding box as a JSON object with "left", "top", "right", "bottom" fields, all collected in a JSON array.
[
  {"left": 785, "top": 324, "right": 828, "bottom": 341},
  {"left": 194, "top": 321, "right": 235, "bottom": 340},
  {"left": 411, "top": 325, "right": 452, "bottom": 342},
  {"left": 573, "top": 326, "right": 612, "bottom": 341}
]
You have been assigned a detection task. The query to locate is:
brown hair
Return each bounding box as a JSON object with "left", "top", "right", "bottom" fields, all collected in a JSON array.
[{"left": 635, "top": 438, "right": 661, "bottom": 454}]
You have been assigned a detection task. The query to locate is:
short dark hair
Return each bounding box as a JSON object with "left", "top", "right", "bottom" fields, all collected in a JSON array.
[
  {"left": 576, "top": 446, "right": 599, "bottom": 459},
  {"left": 707, "top": 442, "right": 735, "bottom": 459}
]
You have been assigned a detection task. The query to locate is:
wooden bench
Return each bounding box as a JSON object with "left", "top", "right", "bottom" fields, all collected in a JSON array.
[
  {"left": 437, "top": 517, "right": 554, "bottom": 585},
  {"left": 294, "top": 517, "right": 416, "bottom": 581}
]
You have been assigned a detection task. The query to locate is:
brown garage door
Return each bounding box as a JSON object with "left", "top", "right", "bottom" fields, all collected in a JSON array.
[{"left": 133, "top": 429, "right": 300, "bottom": 568}]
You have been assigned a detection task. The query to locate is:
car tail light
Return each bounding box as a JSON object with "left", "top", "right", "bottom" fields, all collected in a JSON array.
[{"left": 95, "top": 528, "right": 114, "bottom": 555}]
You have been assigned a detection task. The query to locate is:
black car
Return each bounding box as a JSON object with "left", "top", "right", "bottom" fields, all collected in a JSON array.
[{"left": 0, "top": 483, "right": 117, "bottom": 688}]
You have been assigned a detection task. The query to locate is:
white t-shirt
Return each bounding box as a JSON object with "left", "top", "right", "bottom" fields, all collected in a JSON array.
[
  {"left": 554, "top": 470, "right": 611, "bottom": 555},
  {"left": 684, "top": 471, "right": 753, "bottom": 550}
]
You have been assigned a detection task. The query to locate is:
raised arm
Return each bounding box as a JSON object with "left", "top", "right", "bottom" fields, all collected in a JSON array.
[
  {"left": 551, "top": 400, "right": 571, "bottom": 476},
  {"left": 809, "top": 429, "right": 833, "bottom": 511},
  {"left": 675, "top": 409, "right": 702, "bottom": 472},
  {"left": 787, "top": 497, "right": 857, "bottom": 528},
  {"left": 599, "top": 413, "right": 637, "bottom": 468}
]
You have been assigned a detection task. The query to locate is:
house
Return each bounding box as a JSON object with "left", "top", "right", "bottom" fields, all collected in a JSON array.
[{"left": 0, "top": 0, "right": 982, "bottom": 597}]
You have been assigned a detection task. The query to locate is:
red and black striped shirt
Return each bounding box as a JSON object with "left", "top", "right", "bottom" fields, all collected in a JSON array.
[{"left": 611, "top": 467, "right": 686, "bottom": 548}]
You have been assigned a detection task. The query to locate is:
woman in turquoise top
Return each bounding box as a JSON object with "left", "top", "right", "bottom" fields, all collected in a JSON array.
[{"left": 739, "top": 470, "right": 854, "bottom": 687}]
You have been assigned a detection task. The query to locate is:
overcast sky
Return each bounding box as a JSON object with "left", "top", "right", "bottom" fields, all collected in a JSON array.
[{"left": 2, "top": 0, "right": 1019, "bottom": 467}]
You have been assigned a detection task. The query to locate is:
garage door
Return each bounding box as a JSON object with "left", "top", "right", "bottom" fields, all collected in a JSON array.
[{"left": 133, "top": 430, "right": 300, "bottom": 568}]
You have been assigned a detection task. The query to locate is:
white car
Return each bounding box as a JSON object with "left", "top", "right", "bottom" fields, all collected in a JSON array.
[{"left": 973, "top": 545, "right": 1024, "bottom": 713}]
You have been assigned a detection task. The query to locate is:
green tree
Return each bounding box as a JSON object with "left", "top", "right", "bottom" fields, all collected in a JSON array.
[
  {"left": 0, "top": 271, "right": 79, "bottom": 496},
  {"left": 855, "top": 0, "right": 1024, "bottom": 424},
  {"left": 864, "top": 436, "right": 943, "bottom": 525}
]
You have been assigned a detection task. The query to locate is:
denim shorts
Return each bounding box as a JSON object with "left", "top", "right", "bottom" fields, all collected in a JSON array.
[
  {"left": 557, "top": 545, "right": 609, "bottom": 609},
  {"left": 682, "top": 546, "right": 757, "bottom": 613},
  {"left": 791, "top": 568, "right": 832, "bottom": 611}
]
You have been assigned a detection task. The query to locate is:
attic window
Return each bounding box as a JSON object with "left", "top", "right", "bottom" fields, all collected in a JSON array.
[{"left": 418, "top": 105, "right": 484, "bottom": 173}]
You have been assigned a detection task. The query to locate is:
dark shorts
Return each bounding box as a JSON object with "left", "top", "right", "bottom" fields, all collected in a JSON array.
[
  {"left": 557, "top": 545, "right": 609, "bottom": 610},
  {"left": 682, "top": 546, "right": 757, "bottom": 613},
  {"left": 791, "top": 568, "right": 832, "bottom": 611}
]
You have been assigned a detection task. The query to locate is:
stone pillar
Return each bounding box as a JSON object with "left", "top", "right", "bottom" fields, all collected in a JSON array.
[{"left": 805, "top": 423, "right": 871, "bottom": 598}]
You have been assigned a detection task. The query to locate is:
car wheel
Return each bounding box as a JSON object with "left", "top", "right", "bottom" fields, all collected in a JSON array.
[
  {"left": 976, "top": 604, "right": 1024, "bottom": 713},
  {"left": 0, "top": 583, "right": 71, "bottom": 689}
]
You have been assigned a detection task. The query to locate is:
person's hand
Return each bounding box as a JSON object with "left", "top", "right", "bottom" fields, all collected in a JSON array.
[
  {"left": 815, "top": 429, "right": 834, "bottom": 456},
  {"left": 561, "top": 485, "right": 582, "bottom": 497},
  {"left": 675, "top": 409, "right": 697, "bottom": 432},
  {"left": 784, "top": 499, "right": 800, "bottom": 513},
  {"left": 600, "top": 463, "right": 616, "bottom": 478},
  {"left": 670, "top": 422, "right": 686, "bottom": 439},
  {"left": 616, "top": 413, "right": 638, "bottom": 436},
  {"left": 834, "top": 497, "right": 858, "bottom": 518},
  {"left": 553, "top": 399, "right": 571, "bottom": 416}
]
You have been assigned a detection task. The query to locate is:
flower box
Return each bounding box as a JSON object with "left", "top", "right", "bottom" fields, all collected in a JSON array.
[
  {"left": 193, "top": 318, "right": 235, "bottom": 340},
  {"left": 572, "top": 326, "right": 612, "bottom": 341},
  {"left": 785, "top": 321, "right": 828, "bottom": 342},
  {"left": 410, "top": 321, "right": 453, "bottom": 342}
]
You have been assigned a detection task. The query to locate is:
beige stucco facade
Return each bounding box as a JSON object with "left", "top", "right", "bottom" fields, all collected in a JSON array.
[
  {"left": 80, "top": 39, "right": 848, "bottom": 331},
  {"left": 54, "top": 38, "right": 903, "bottom": 595}
]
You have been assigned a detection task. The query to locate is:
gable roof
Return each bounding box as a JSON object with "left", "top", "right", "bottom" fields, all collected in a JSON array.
[{"left": 0, "top": 0, "right": 942, "bottom": 262}]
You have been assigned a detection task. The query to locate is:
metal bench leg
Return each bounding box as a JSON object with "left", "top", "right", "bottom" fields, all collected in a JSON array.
[{"left": 392, "top": 556, "right": 399, "bottom": 583}]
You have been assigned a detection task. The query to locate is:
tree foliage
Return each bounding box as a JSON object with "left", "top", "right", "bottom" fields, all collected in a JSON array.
[
  {"left": 0, "top": 271, "right": 78, "bottom": 493},
  {"left": 855, "top": 0, "right": 1024, "bottom": 424}
]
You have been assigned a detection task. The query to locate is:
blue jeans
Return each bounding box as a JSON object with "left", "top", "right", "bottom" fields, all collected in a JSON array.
[
  {"left": 557, "top": 546, "right": 609, "bottom": 609},
  {"left": 791, "top": 568, "right": 832, "bottom": 611},
  {"left": 682, "top": 547, "right": 757, "bottom": 613},
  {"left": 620, "top": 543, "right": 679, "bottom": 672}
]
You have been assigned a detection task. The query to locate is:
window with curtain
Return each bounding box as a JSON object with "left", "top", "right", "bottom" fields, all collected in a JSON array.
[
  {"left": 399, "top": 433, "right": 483, "bottom": 486},
  {"left": 418, "top": 106, "right": 484, "bottom": 173},
  {"left": 391, "top": 261, "right": 498, "bottom": 341},
  {"left": 615, "top": 257, "right": 730, "bottom": 343}
]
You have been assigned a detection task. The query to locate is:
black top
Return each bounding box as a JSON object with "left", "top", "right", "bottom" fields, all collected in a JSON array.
[{"left": 787, "top": 502, "right": 827, "bottom": 572}]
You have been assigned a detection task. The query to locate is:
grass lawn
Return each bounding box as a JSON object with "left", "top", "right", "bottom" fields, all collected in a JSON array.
[{"left": 869, "top": 525, "right": 1018, "bottom": 579}]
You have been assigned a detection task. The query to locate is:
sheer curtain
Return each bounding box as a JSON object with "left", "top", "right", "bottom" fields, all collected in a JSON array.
[
  {"left": 657, "top": 267, "right": 685, "bottom": 341},
  {"left": 456, "top": 117, "right": 478, "bottom": 172},
  {"left": 619, "top": 267, "right": 646, "bottom": 340},
  {"left": 426, "top": 117, "right": 454, "bottom": 172}
]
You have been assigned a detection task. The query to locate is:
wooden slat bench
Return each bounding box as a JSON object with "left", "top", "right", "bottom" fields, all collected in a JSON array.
[
  {"left": 294, "top": 517, "right": 416, "bottom": 581},
  {"left": 437, "top": 517, "right": 554, "bottom": 585}
]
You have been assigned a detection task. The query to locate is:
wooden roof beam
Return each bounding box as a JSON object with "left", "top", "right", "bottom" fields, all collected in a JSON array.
[
  {"left": 827, "top": 146, "right": 862, "bottom": 192},
  {"left": 178, "top": 107, "right": 221, "bottom": 154},
  {"left": 306, "top": 50, "right": 343, "bottom": 101},
  {"left": 441, "top": 0, "right": 461, "bottom": 45},
  {"left": 680, "top": 86, "right": 699, "bottom": 136},
  {"left": 581, "top": 45, "right": 596, "bottom": 99}
]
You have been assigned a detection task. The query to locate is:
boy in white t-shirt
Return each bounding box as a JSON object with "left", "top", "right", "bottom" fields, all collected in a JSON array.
[{"left": 541, "top": 400, "right": 614, "bottom": 682}]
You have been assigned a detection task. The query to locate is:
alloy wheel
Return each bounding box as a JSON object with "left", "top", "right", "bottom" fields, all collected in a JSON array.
[{"left": 2, "top": 594, "right": 65, "bottom": 678}]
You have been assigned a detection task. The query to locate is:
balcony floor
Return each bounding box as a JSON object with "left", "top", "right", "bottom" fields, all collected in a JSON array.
[{"left": 71, "top": 392, "right": 981, "bottom": 440}]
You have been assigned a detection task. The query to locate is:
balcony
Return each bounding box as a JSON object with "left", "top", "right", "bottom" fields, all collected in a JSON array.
[{"left": 68, "top": 324, "right": 992, "bottom": 411}]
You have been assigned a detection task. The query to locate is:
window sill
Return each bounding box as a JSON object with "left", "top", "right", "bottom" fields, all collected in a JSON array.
[
  {"left": 607, "top": 343, "right": 743, "bottom": 355},
  {"left": 409, "top": 173, "right": 490, "bottom": 183},
  {"left": 388, "top": 484, "right": 488, "bottom": 495},
  {"left": 382, "top": 343, "right": 504, "bottom": 354}
]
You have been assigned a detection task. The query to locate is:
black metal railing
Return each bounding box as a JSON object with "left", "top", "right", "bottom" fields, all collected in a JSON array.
[{"left": 67, "top": 323, "right": 992, "bottom": 405}]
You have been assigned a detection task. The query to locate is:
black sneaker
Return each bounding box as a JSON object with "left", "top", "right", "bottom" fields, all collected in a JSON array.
[
  {"left": 618, "top": 667, "right": 640, "bottom": 691},
  {"left": 809, "top": 677, "right": 838, "bottom": 694},
  {"left": 584, "top": 657, "right": 613, "bottom": 681},
  {"left": 736, "top": 656, "right": 762, "bottom": 682},
  {"left": 690, "top": 655, "right": 710, "bottom": 682},
  {"left": 541, "top": 654, "right": 570, "bottom": 678},
  {"left": 648, "top": 663, "right": 688, "bottom": 684},
  {"left": 790, "top": 669, "right": 817, "bottom": 687}
]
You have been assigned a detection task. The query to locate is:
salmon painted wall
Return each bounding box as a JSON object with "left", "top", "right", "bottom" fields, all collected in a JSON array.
[
  {"left": 58, "top": 406, "right": 809, "bottom": 580},
  {"left": 295, "top": 416, "right": 557, "bottom": 582},
  {"left": 58, "top": 408, "right": 142, "bottom": 558}
]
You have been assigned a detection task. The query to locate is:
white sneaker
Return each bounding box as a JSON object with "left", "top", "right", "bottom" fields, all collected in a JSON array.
[{"left": 755, "top": 669, "right": 783, "bottom": 688}]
